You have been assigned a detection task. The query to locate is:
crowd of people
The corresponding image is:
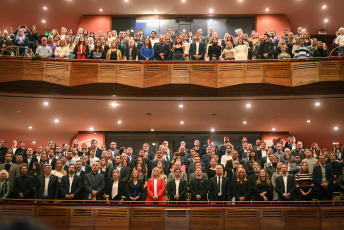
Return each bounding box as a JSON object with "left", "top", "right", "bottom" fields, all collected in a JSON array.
[
  {"left": 0, "top": 136, "right": 343, "bottom": 204},
  {"left": 1, "top": 25, "right": 344, "bottom": 60}
]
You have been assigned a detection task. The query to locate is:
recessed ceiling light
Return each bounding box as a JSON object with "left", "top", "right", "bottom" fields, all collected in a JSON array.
[
  {"left": 211, "top": 128, "right": 215, "bottom": 132},
  {"left": 265, "top": 8, "right": 270, "bottom": 12},
  {"left": 209, "top": 8, "right": 214, "bottom": 13},
  {"left": 306, "top": 120, "right": 311, "bottom": 123},
  {"left": 111, "top": 103, "right": 117, "bottom": 107},
  {"left": 315, "top": 102, "right": 321, "bottom": 106},
  {"left": 32, "top": 141, "right": 36, "bottom": 144},
  {"left": 238, "top": 0, "right": 243, "bottom": 2},
  {"left": 117, "top": 120, "right": 122, "bottom": 124},
  {"left": 181, "top": 0, "right": 186, "bottom": 2},
  {"left": 125, "top": 0, "right": 129, "bottom": 2},
  {"left": 243, "top": 121, "right": 247, "bottom": 124},
  {"left": 112, "top": 95, "right": 117, "bottom": 97},
  {"left": 43, "top": 6, "right": 47, "bottom": 10},
  {"left": 246, "top": 103, "right": 251, "bottom": 108},
  {"left": 333, "top": 126, "right": 339, "bottom": 131},
  {"left": 272, "top": 128, "right": 276, "bottom": 131},
  {"left": 151, "top": 128, "right": 155, "bottom": 132},
  {"left": 152, "top": 142, "right": 156, "bottom": 146},
  {"left": 16, "top": 110, "right": 22, "bottom": 114},
  {"left": 54, "top": 119, "right": 59, "bottom": 123},
  {"left": 180, "top": 121, "right": 184, "bottom": 125},
  {"left": 99, "top": 8, "right": 103, "bottom": 12},
  {"left": 322, "top": 5, "right": 327, "bottom": 9},
  {"left": 324, "top": 18, "right": 329, "bottom": 23},
  {"left": 179, "top": 104, "right": 184, "bottom": 108},
  {"left": 154, "top": 9, "right": 158, "bottom": 13},
  {"left": 90, "top": 127, "right": 94, "bottom": 131},
  {"left": 332, "top": 142, "right": 338, "bottom": 145},
  {"left": 28, "top": 126, "right": 33, "bottom": 129},
  {"left": 42, "top": 19, "right": 46, "bottom": 23},
  {"left": 43, "top": 101, "right": 49, "bottom": 106}
]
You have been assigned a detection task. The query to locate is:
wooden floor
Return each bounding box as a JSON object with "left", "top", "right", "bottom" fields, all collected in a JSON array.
[{"left": 0, "top": 203, "right": 343, "bottom": 230}]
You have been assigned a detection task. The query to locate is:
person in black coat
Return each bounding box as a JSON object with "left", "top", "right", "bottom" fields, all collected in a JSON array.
[
  {"left": 259, "top": 34, "right": 275, "bottom": 59},
  {"left": 154, "top": 37, "right": 171, "bottom": 61},
  {"left": 13, "top": 164, "right": 34, "bottom": 199},
  {"left": 232, "top": 168, "right": 250, "bottom": 201},
  {"left": 123, "top": 40, "right": 138, "bottom": 61},
  {"left": 128, "top": 169, "right": 144, "bottom": 201},
  {"left": 313, "top": 41, "right": 329, "bottom": 57},
  {"left": 189, "top": 33, "right": 206, "bottom": 60},
  {"left": 167, "top": 169, "right": 188, "bottom": 203},
  {"left": 35, "top": 164, "right": 59, "bottom": 200},
  {"left": 207, "top": 38, "right": 222, "bottom": 61},
  {"left": 253, "top": 169, "right": 273, "bottom": 201},
  {"left": 84, "top": 162, "right": 105, "bottom": 200},
  {"left": 108, "top": 159, "right": 130, "bottom": 184},
  {"left": 313, "top": 155, "right": 334, "bottom": 200},
  {"left": 75, "top": 160, "right": 86, "bottom": 200},
  {"left": 275, "top": 164, "right": 296, "bottom": 201},
  {"left": 104, "top": 169, "right": 128, "bottom": 201},
  {"left": 60, "top": 164, "right": 82, "bottom": 200},
  {"left": 208, "top": 165, "right": 230, "bottom": 202},
  {"left": 189, "top": 168, "right": 209, "bottom": 202}
]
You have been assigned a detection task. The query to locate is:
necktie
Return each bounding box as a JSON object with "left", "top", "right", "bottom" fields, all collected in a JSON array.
[{"left": 217, "top": 177, "right": 220, "bottom": 192}]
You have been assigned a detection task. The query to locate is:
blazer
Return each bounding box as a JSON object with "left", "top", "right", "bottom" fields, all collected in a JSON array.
[
  {"left": 75, "top": 170, "right": 86, "bottom": 199},
  {"left": 124, "top": 46, "right": 138, "bottom": 60},
  {"left": 312, "top": 164, "right": 334, "bottom": 190},
  {"left": 0, "top": 163, "right": 20, "bottom": 190},
  {"left": 153, "top": 42, "right": 171, "bottom": 60},
  {"left": 35, "top": 174, "right": 59, "bottom": 199},
  {"left": 104, "top": 179, "right": 128, "bottom": 200},
  {"left": 275, "top": 174, "right": 296, "bottom": 201},
  {"left": 208, "top": 176, "right": 230, "bottom": 201},
  {"left": 84, "top": 172, "right": 105, "bottom": 200},
  {"left": 60, "top": 174, "right": 82, "bottom": 199},
  {"left": 146, "top": 178, "right": 165, "bottom": 203},
  {"left": 108, "top": 166, "right": 130, "bottom": 183},
  {"left": 189, "top": 177, "right": 209, "bottom": 201},
  {"left": 167, "top": 178, "right": 188, "bottom": 201},
  {"left": 13, "top": 175, "right": 34, "bottom": 199},
  {"left": 106, "top": 49, "right": 122, "bottom": 60},
  {"left": 189, "top": 41, "right": 206, "bottom": 60},
  {"left": 0, "top": 180, "right": 11, "bottom": 198},
  {"left": 232, "top": 180, "right": 250, "bottom": 201},
  {"left": 128, "top": 180, "right": 144, "bottom": 200}
]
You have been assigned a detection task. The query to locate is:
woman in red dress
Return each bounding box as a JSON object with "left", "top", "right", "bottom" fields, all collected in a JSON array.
[
  {"left": 146, "top": 167, "right": 165, "bottom": 204},
  {"left": 73, "top": 36, "right": 89, "bottom": 59}
]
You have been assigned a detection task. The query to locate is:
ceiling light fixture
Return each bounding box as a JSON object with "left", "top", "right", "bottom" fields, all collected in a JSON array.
[
  {"left": 179, "top": 104, "right": 184, "bottom": 108},
  {"left": 333, "top": 126, "right": 339, "bottom": 131},
  {"left": 43, "top": 6, "right": 47, "bottom": 10},
  {"left": 54, "top": 119, "right": 59, "bottom": 123},
  {"left": 28, "top": 126, "right": 33, "bottom": 129},
  {"left": 111, "top": 103, "right": 117, "bottom": 107},
  {"left": 265, "top": 8, "right": 270, "bottom": 12},
  {"left": 42, "top": 19, "right": 46, "bottom": 23},
  {"left": 154, "top": 9, "right": 158, "bottom": 13},
  {"left": 243, "top": 121, "right": 247, "bottom": 124},
  {"left": 211, "top": 128, "right": 215, "bottom": 132},
  {"left": 89, "top": 127, "right": 94, "bottom": 131},
  {"left": 272, "top": 128, "right": 276, "bottom": 131},
  {"left": 32, "top": 141, "right": 36, "bottom": 144},
  {"left": 324, "top": 18, "right": 329, "bottom": 23},
  {"left": 151, "top": 129, "right": 155, "bottom": 132},
  {"left": 117, "top": 120, "right": 122, "bottom": 124},
  {"left": 246, "top": 103, "right": 251, "bottom": 108},
  {"left": 43, "top": 101, "right": 49, "bottom": 106},
  {"left": 152, "top": 143, "right": 156, "bottom": 146},
  {"left": 209, "top": 8, "right": 214, "bottom": 13},
  {"left": 125, "top": 0, "right": 129, "bottom": 2},
  {"left": 180, "top": 121, "right": 184, "bottom": 125},
  {"left": 99, "top": 9, "right": 103, "bottom": 12},
  {"left": 315, "top": 102, "right": 321, "bottom": 106},
  {"left": 322, "top": 5, "right": 327, "bottom": 9},
  {"left": 306, "top": 120, "right": 311, "bottom": 123},
  {"left": 181, "top": 0, "right": 186, "bottom": 2}
]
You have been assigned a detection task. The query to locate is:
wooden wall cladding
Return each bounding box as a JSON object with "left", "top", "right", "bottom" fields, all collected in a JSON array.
[
  {"left": 35, "top": 206, "right": 70, "bottom": 229},
  {"left": 165, "top": 209, "right": 190, "bottom": 230},
  {"left": 320, "top": 208, "right": 344, "bottom": 230},
  {"left": 0, "top": 58, "right": 343, "bottom": 96},
  {"left": 190, "top": 208, "right": 224, "bottom": 230},
  {"left": 225, "top": 208, "right": 259, "bottom": 230},
  {"left": 130, "top": 208, "right": 165, "bottom": 230},
  {"left": 285, "top": 208, "right": 320, "bottom": 230}
]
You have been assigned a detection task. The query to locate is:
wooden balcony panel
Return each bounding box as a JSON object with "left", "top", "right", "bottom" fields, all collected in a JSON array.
[
  {"left": 70, "top": 208, "right": 95, "bottom": 229},
  {"left": 23, "top": 60, "right": 43, "bottom": 81},
  {"left": 0, "top": 205, "right": 35, "bottom": 225},
  {"left": 291, "top": 62, "right": 320, "bottom": 86},
  {"left": 94, "top": 207, "right": 129, "bottom": 230},
  {"left": 260, "top": 209, "right": 285, "bottom": 230},
  {"left": 217, "top": 63, "right": 245, "bottom": 87},
  {"left": 165, "top": 209, "right": 190, "bottom": 230},
  {"left": 320, "top": 207, "right": 344, "bottom": 230},
  {"left": 97, "top": 64, "right": 117, "bottom": 83},
  {"left": 43, "top": 61, "right": 71, "bottom": 86},
  {"left": 285, "top": 208, "right": 320, "bottom": 230},
  {"left": 0, "top": 59, "right": 24, "bottom": 82},
  {"left": 70, "top": 62, "right": 98, "bottom": 86},
  {"left": 190, "top": 208, "right": 224, "bottom": 230},
  {"left": 35, "top": 206, "right": 70, "bottom": 230},
  {"left": 171, "top": 64, "right": 190, "bottom": 84},
  {"left": 117, "top": 64, "right": 144, "bottom": 88},
  {"left": 319, "top": 61, "right": 341, "bottom": 81},
  {"left": 264, "top": 62, "right": 292, "bottom": 86},
  {"left": 190, "top": 64, "right": 217, "bottom": 88},
  {"left": 144, "top": 64, "right": 171, "bottom": 88},
  {"left": 244, "top": 63, "right": 264, "bottom": 84},
  {"left": 130, "top": 208, "right": 164, "bottom": 230},
  {"left": 339, "top": 61, "right": 344, "bottom": 81},
  {"left": 225, "top": 208, "right": 259, "bottom": 230}
]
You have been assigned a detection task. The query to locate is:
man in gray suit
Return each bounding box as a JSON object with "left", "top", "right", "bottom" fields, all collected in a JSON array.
[
  {"left": 0, "top": 153, "right": 20, "bottom": 190},
  {"left": 84, "top": 162, "right": 105, "bottom": 200}
]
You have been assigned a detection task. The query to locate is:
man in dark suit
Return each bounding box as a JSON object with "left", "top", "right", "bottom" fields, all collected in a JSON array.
[
  {"left": 84, "top": 162, "right": 105, "bottom": 200},
  {"left": 248, "top": 163, "right": 261, "bottom": 200},
  {"left": 189, "top": 33, "right": 206, "bottom": 60},
  {"left": 189, "top": 167, "right": 209, "bottom": 202},
  {"left": 224, "top": 151, "right": 243, "bottom": 177},
  {"left": 13, "top": 164, "right": 34, "bottom": 199},
  {"left": 75, "top": 160, "right": 86, "bottom": 199},
  {"left": 80, "top": 156, "right": 91, "bottom": 173},
  {"left": 137, "top": 28, "right": 146, "bottom": 43},
  {"left": 0, "top": 139, "right": 8, "bottom": 163},
  {"left": 313, "top": 155, "right": 334, "bottom": 200},
  {"left": 47, "top": 149, "right": 57, "bottom": 170},
  {"left": 236, "top": 137, "right": 248, "bottom": 152},
  {"left": 107, "top": 155, "right": 130, "bottom": 184},
  {"left": 89, "top": 139, "right": 102, "bottom": 159},
  {"left": 275, "top": 164, "right": 296, "bottom": 201},
  {"left": 167, "top": 169, "right": 188, "bottom": 203},
  {"left": 209, "top": 165, "right": 230, "bottom": 202},
  {"left": 218, "top": 136, "right": 232, "bottom": 157},
  {"left": 60, "top": 164, "right": 81, "bottom": 200},
  {"left": 35, "top": 164, "right": 59, "bottom": 200},
  {"left": 24, "top": 148, "right": 38, "bottom": 172},
  {"left": 154, "top": 36, "right": 171, "bottom": 61}
]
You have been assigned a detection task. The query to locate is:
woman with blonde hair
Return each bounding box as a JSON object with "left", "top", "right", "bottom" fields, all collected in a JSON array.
[
  {"left": 254, "top": 169, "right": 273, "bottom": 201},
  {"left": 55, "top": 39, "right": 70, "bottom": 59},
  {"left": 51, "top": 159, "right": 67, "bottom": 182},
  {"left": 232, "top": 168, "right": 250, "bottom": 201},
  {"left": 146, "top": 167, "right": 165, "bottom": 204}
]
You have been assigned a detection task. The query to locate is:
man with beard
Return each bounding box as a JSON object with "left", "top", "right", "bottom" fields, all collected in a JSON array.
[
  {"left": 13, "top": 163, "right": 34, "bottom": 199},
  {"left": 60, "top": 164, "right": 82, "bottom": 200}
]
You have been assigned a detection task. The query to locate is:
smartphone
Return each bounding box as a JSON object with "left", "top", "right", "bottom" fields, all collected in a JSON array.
[{"left": 20, "top": 25, "right": 26, "bottom": 28}]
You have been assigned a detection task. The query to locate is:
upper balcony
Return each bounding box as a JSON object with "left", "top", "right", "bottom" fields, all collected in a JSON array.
[{"left": 0, "top": 57, "right": 343, "bottom": 97}]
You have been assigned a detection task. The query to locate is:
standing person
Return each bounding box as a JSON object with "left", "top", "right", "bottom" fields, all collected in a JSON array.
[
  {"left": 167, "top": 168, "right": 188, "bottom": 203},
  {"left": 235, "top": 37, "right": 248, "bottom": 60},
  {"left": 0, "top": 153, "right": 20, "bottom": 191},
  {"left": 123, "top": 40, "right": 138, "bottom": 61},
  {"left": 146, "top": 167, "right": 165, "bottom": 204},
  {"left": 189, "top": 33, "right": 206, "bottom": 60},
  {"left": 84, "top": 162, "right": 105, "bottom": 200},
  {"left": 313, "top": 155, "right": 334, "bottom": 200},
  {"left": 208, "top": 165, "right": 230, "bottom": 203},
  {"left": 13, "top": 164, "right": 34, "bottom": 199},
  {"left": 128, "top": 169, "right": 144, "bottom": 201},
  {"left": 14, "top": 28, "right": 29, "bottom": 56},
  {"left": 253, "top": 169, "right": 273, "bottom": 201},
  {"left": 295, "top": 162, "right": 314, "bottom": 201},
  {"left": 259, "top": 33, "right": 274, "bottom": 59},
  {"left": 60, "top": 164, "right": 82, "bottom": 200},
  {"left": 73, "top": 36, "right": 89, "bottom": 59},
  {"left": 0, "top": 170, "right": 11, "bottom": 198},
  {"left": 189, "top": 167, "right": 209, "bottom": 203},
  {"left": 106, "top": 41, "right": 122, "bottom": 60},
  {"left": 232, "top": 168, "right": 250, "bottom": 202},
  {"left": 275, "top": 164, "right": 296, "bottom": 201},
  {"left": 35, "top": 164, "right": 59, "bottom": 200},
  {"left": 104, "top": 169, "right": 127, "bottom": 201},
  {"left": 172, "top": 36, "right": 185, "bottom": 60}
]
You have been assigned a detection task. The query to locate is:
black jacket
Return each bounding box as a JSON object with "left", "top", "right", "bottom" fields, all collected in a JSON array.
[
  {"left": 275, "top": 174, "right": 296, "bottom": 201},
  {"left": 167, "top": 178, "right": 188, "bottom": 201},
  {"left": 104, "top": 179, "right": 128, "bottom": 200},
  {"left": 189, "top": 177, "right": 209, "bottom": 201},
  {"left": 208, "top": 176, "right": 230, "bottom": 201},
  {"left": 154, "top": 42, "right": 171, "bottom": 60},
  {"left": 259, "top": 41, "right": 275, "bottom": 59},
  {"left": 60, "top": 174, "right": 82, "bottom": 199},
  {"left": 35, "top": 174, "right": 59, "bottom": 199},
  {"left": 128, "top": 180, "right": 144, "bottom": 200},
  {"left": 124, "top": 46, "right": 138, "bottom": 60},
  {"left": 189, "top": 41, "right": 207, "bottom": 60}
]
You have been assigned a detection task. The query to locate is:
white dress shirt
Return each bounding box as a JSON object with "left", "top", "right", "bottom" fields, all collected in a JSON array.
[
  {"left": 112, "top": 180, "right": 119, "bottom": 199},
  {"left": 69, "top": 175, "right": 74, "bottom": 194},
  {"left": 44, "top": 175, "right": 50, "bottom": 197},
  {"left": 175, "top": 178, "right": 180, "bottom": 195},
  {"left": 217, "top": 176, "right": 222, "bottom": 196},
  {"left": 154, "top": 178, "right": 158, "bottom": 197},
  {"left": 282, "top": 174, "right": 288, "bottom": 194}
]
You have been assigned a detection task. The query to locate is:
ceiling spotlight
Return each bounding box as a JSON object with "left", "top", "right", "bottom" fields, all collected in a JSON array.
[
  {"left": 42, "top": 19, "right": 46, "bottom": 23},
  {"left": 43, "top": 101, "right": 49, "bottom": 106},
  {"left": 152, "top": 143, "right": 156, "bottom": 146},
  {"left": 89, "top": 127, "right": 94, "bottom": 131},
  {"left": 154, "top": 9, "right": 158, "bottom": 13},
  {"left": 243, "top": 121, "right": 247, "bottom": 124},
  {"left": 28, "top": 126, "right": 33, "bottom": 129},
  {"left": 117, "top": 120, "right": 122, "bottom": 124},
  {"left": 32, "top": 141, "right": 36, "bottom": 144},
  {"left": 272, "top": 128, "right": 276, "bottom": 131},
  {"left": 209, "top": 8, "right": 214, "bottom": 13},
  {"left": 111, "top": 103, "right": 117, "bottom": 107},
  {"left": 246, "top": 103, "right": 251, "bottom": 108},
  {"left": 180, "top": 121, "right": 184, "bottom": 125},
  {"left": 151, "top": 128, "right": 155, "bottom": 132},
  {"left": 333, "top": 126, "right": 339, "bottom": 131},
  {"left": 43, "top": 6, "right": 47, "bottom": 10},
  {"left": 181, "top": 0, "right": 186, "bottom": 2},
  {"left": 315, "top": 102, "right": 321, "bottom": 106},
  {"left": 324, "top": 18, "right": 329, "bottom": 23},
  {"left": 99, "top": 8, "right": 103, "bottom": 12},
  {"left": 54, "top": 119, "right": 59, "bottom": 123},
  {"left": 322, "top": 5, "right": 327, "bottom": 9},
  {"left": 179, "top": 104, "right": 184, "bottom": 108},
  {"left": 306, "top": 120, "right": 311, "bottom": 123},
  {"left": 265, "top": 8, "right": 270, "bottom": 12},
  {"left": 211, "top": 128, "right": 215, "bottom": 132},
  {"left": 125, "top": 0, "right": 129, "bottom": 2}
]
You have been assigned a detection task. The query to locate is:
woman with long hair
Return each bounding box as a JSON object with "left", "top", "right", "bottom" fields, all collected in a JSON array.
[
  {"left": 73, "top": 36, "right": 89, "bottom": 59},
  {"left": 295, "top": 162, "right": 314, "bottom": 201},
  {"left": 28, "top": 162, "right": 43, "bottom": 190},
  {"left": 232, "top": 168, "right": 250, "bottom": 201},
  {"left": 207, "top": 158, "right": 218, "bottom": 179},
  {"left": 14, "top": 28, "right": 29, "bottom": 56},
  {"left": 234, "top": 37, "right": 248, "bottom": 60},
  {"left": 172, "top": 36, "right": 185, "bottom": 60},
  {"left": 254, "top": 169, "right": 273, "bottom": 201},
  {"left": 51, "top": 159, "right": 67, "bottom": 182},
  {"left": 146, "top": 167, "right": 165, "bottom": 204},
  {"left": 55, "top": 39, "right": 69, "bottom": 59},
  {"left": 90, "top": 39, "right": 105, "bottom": 59},
  {"left": 106, "top": 41, "right": 122, "bottom": 60},
  {"left": 140, "top": 38, "right": 154, "bottom": 60},
  {"left": 128, "top": 169, "right": 144, "bottom": 201}
]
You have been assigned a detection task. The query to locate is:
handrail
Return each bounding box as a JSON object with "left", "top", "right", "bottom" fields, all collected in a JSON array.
[
  {"left": 330, "top": 45, "right": 344, "bottom": 56},
  {"left": 0, "top": 45, "right": 34, "bottom": 57}
]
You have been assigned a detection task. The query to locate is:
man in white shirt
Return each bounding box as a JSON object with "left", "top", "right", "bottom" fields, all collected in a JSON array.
[
  {"left": 167, "top": 169, "right": 188, "bottom": 202},
  {"left": 275, "top": 164, "right": 296, "bottom": 201},
  {"left": 35, "top": 37, "right": 52, "bottom": 58},
  {"left": 221, "top": 145, "right": 233, "bottom": 167}
]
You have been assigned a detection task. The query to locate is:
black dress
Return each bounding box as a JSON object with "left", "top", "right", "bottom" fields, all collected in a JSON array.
[
  {"left": 208, "top": 45, "right": 221, "bottom": 60},
  {"left": 173, "top": 46, "right": 184, "bottom": 60},
  {"left": 109, "top": 50, "right": 118, "bottom": 60},
  {"left": 254, "top": 180, "right": 273, "bottom": 201},
  {"left": 232, "top": 180, "right": 250, "bottom": 201}
]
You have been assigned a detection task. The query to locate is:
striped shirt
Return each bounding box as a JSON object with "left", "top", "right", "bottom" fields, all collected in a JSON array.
[
  {"left": 278, "top": 52, "right": 291, "bottom": 59},
  {"left": 295, "top": 173, "right": 313, "bottom": 190},
  {"left": 294, "top": 46, "right": 310, "bottom": 59}
]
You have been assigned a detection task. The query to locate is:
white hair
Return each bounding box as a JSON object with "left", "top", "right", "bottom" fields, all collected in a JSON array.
[{"left": 0, "top": 170, "right": 9, "bottom": 179}]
